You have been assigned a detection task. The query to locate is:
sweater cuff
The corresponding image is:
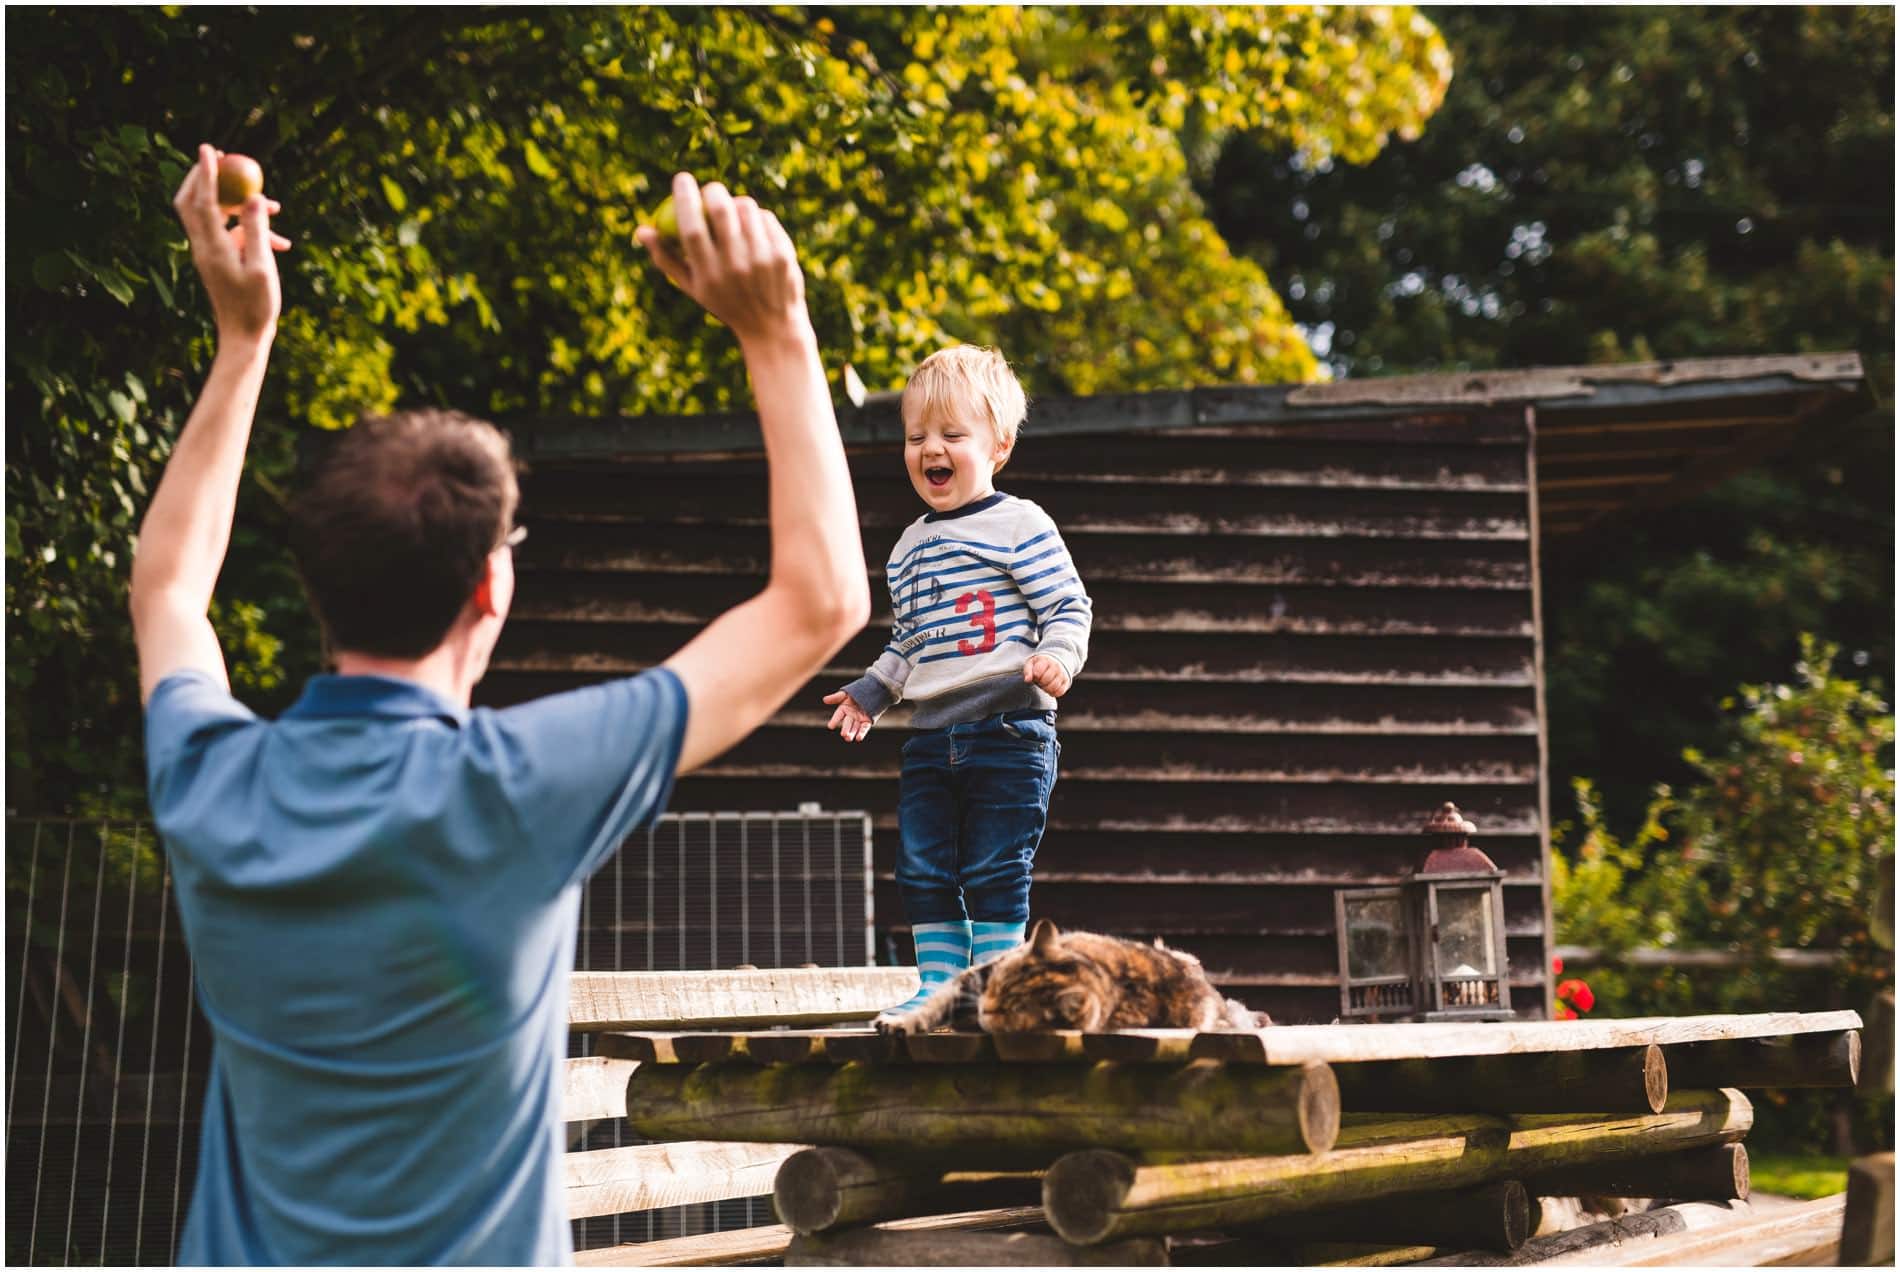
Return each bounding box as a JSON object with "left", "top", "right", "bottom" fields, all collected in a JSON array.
[{"left": 841, "top": 673, "right": 897, "bottom": 719}]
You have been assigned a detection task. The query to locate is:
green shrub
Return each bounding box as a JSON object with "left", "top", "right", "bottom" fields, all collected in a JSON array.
[{"left": 1552, "top": 636, "right": 1894, "bottom": 1150}]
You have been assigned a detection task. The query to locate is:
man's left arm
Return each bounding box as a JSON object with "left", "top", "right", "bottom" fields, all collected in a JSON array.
[{"left": 131, "top": 144, "right": 289, "bottom": 704}]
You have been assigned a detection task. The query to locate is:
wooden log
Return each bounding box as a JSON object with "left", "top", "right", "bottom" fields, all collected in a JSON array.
[
  {"left": 565, "top": 1140, "right": 804, "bottom": 1219},
  {"left": 1041, "top": 1088, "right": 1752, "bottom": 1245},
  {"left": 773, "top": 1146, "right": 1045, "bottom": 1234},
  {"left": 626, "top": 1058, "right": 1340, "bottom": 1156},
  {"left": 1412, "top": 1199, "right": 1754, "bottom": 1265},
  {"left": 574, "top": 1205, "right": 1045, "bottom": 1267},
  {"left": 1183, "top": 1011, "right": 1861, "bottom": 1066},
  {"left": 564, "top": 1055, "right": 638, "bottom": 1122},
  {"left": 1520, "top": 1142, "right": 1748, "bottom": 1202},
  {"left": 1259, "top": 1180, "right": 1530, "bottom": 1253},
  {"left": 1665, "top": 1028, "right": 1860, "bottom": 1089},
  {"left": 784, "top": 1227, "right": 1168, "bottom": 1266},
  {"left": 1841, "top": 1151, "right": 1895, "bottom": 1267},
  {"left": 1333, "top": 1044, "right": 1667, "bottom": 1114},
  {"left": 569, "top": 967, "right": 916, "bottom": 1031}
]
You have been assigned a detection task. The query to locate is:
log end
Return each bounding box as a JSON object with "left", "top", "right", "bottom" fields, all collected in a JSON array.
[
  {"left": 1043, "top": 1149, "right": 1138, "bottom": 1246},
  {"left": 1839, "top": 1030, "right": 1863, "bottom": 1088},
  {"left": 1495, "top": 1179, "right": 1531, "bottom": 1251},
  {"left": 1730, "top": 1141, "right": 1752, "bottom": 1202},
  {"left": 1299, "top": 1061, "right": 1342, "bottom": 1154},
  {"left": 775, "top": 1147, "right": 848, "bottom": 1235},
  {"left": 1641, "top": 1043, "right": 1669, "bottom": 1114}
]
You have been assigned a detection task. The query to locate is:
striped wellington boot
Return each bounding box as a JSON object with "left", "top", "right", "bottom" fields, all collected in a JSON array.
[
  {"left": 881, "top": 920, "right": 972, "bottom": 1015},
  {"left": 971, "top": 920, "right": 1027, "bottom": 965}
]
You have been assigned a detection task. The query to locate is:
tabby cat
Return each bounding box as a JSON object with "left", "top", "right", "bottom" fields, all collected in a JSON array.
[{"left": 875, "top": 918, "right": 1268, "bottom": 1035}]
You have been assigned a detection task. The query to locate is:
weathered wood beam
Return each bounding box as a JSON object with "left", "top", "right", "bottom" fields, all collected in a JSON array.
[
  {"left": 1841, "top": 1152, "right": 1895, "bottom": 1267},
  {"left": 569, "top": 968, "right": 916, "bottom": 1031},
  {"left": 1258, "top": 1180, "right": 1530, "bottom": 1253},
  {"left": 1184, "top": 1010, "right": 1860, "bottom": 1065},
  {"left": 1412, "top": 1198, "right": 1756, "bottom": 1266},
  {"left": 1520, "top": 1142, "right": 1748, "bottom": 1202},
  {"left": 772, "top": 1147, "right": 1044, "bottom": 1234},
  {"left": 1573, "top": 1193, "right": 1844, "bottom": 1267},
  {"left": 1666, "top": 1029, "right": 1859, "bottom": 1089},
  {"left": 626, "top": 1059, "right": 1340, "bottom": 1156},
  {"left": 565, "top": 1140, "right": 803, "bottom": 1219},
  {"left": 574, "top": 1206, "right": 1045, "bottom": 1268},
  {"left": 1041, "top": 1088, "right": 1752, "bottom": 1245},
  {"left": 784, "top": 1227, "right": 1168, "bottom": 1267},
  {"left": 1332, "top": 1044, "right": 1667, "bottom": 1114},
  {"left": 564, "top": 1055, "right": 637, "bottom": 1122}
]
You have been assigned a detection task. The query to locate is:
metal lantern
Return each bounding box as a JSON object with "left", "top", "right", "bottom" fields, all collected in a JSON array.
[
  {"left": 1411, "top": 802, "right": 1513, "bottom": 1021},
  {"left": 1336, "top": 802, "right": 1515, "bottom": 1022}
]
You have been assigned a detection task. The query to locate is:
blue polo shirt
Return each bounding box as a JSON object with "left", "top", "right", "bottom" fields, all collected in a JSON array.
[{"left": 143, "top": 666, "right": 687, "bottom": 1265}]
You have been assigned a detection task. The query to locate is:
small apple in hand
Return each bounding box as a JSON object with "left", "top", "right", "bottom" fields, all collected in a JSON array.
[
  {"left": 645, "top": 194, "right": 680, "bottom": 249},
  {"left": 217, "top": 153, "right": 264, "bottom": 211}
]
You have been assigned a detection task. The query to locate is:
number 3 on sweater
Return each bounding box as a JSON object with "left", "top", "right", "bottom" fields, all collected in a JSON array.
[{"left": 956, "top": 589, "right": 997, "bottom": 656}]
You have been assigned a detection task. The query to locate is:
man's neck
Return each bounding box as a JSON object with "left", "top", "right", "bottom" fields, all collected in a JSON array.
[{"left": 331, "top": 646, "right": 472, "bottom": 707}]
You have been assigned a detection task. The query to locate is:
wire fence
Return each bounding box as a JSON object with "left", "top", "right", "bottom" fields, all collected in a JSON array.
[{"left": 4, "top": 809, "right": 874, "bottom": 1265}]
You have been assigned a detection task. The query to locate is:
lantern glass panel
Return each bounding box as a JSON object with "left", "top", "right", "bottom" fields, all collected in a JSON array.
[
  {"left": 1434, "top": 886, "right": 1497, "bottom": 977},
  {"left": 1344, "top": 894, "right": 1409, "bottom": 981}
]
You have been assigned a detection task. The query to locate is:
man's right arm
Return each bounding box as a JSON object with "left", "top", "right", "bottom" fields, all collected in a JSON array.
[{"left": 640, "top": 177, "right": 870, "bottom": 774}]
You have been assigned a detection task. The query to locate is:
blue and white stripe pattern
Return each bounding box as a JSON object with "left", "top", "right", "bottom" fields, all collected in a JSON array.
[
  {"left": 971, "top": 920, "right": 1026, "bottom": 965},
  {"left": 882, "top": 919, "right": 973, "bottom": 1015},
  {"left": 842, "top": 493, "right": 1092, "bottom": 729}
]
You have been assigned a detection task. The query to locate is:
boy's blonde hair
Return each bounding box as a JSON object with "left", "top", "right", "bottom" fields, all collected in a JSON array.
[{"left": 902, "top": 345, "right": 1028, "bottom": 469}]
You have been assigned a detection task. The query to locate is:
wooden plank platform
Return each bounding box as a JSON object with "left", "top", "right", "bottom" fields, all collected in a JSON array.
[
  {"left": 597, "top": 1011, "right": 1861, "bottom": 1067},
  {"left": 573, "top": 1205, "right": 1045, "bottom": 1267},
  {"left": 570, "top": 967, "right": 917, "bottom": 1031},
  {"left": 564, "top": 1140, "right": 803, "bottom": 1219}
]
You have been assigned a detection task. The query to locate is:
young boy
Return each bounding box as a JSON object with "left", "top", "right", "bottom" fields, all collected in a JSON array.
[{"left": 824, "top": 345, "right": 1092, "bottom": 1013}]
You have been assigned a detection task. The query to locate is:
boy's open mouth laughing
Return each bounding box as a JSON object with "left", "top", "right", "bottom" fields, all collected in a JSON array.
[{"left": 925, "top": 465, "right": 953, "bottom": 489}]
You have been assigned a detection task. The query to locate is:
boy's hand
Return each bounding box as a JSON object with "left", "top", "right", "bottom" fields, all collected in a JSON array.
[
  {"left": 1022, "top": 654, "right": 1071, "bottom": 698},
  {"left": 635, "top": 173, "right": 807, "bottom": 346},
  {"left": 823, "top": 689, "right": 874, "bottom": 742},
  {"left": 172, "top": 144, "right": 290, "bottom": 345}
]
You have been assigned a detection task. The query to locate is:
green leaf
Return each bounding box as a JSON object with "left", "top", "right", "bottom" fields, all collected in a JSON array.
[
  {"left": 521, "top": 138, "right": 557, "bottom": 179},
  {"left": 379, "top": 174, "right": 408, "bottom": 212}
]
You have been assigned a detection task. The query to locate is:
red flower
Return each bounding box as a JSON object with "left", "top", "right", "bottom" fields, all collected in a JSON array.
[
  {"left": 1552, "top": 955, "right": 1564, "bottom": 975},
  {"left": 1555, "top": 1004, "right": 1578, "bottom": 1020},
  {"left": 1556, "top": 977, "right": 1596, "bottom": 1013}
]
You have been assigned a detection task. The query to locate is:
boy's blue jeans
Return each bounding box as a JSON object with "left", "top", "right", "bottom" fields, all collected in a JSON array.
[{"left": 896, "top": 710, "right": 1060, "bottom": 925}]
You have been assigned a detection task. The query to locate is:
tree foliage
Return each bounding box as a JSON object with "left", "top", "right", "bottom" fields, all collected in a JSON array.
[
  {"left": 6, "top": 6, "right": 1451, "bottom": 813},
  {"left": 1201, "top": 5, "right": 1893, "bottom": 830}
]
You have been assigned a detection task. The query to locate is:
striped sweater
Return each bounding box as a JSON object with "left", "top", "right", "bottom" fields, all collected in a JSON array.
[{"left": 842, "top": 492, "right": 1092, "bottom": 729}]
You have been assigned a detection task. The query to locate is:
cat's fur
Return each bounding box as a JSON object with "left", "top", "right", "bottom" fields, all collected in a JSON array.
[{"left": 876, "top": 918, "right": 1269, "bottom": 1035}]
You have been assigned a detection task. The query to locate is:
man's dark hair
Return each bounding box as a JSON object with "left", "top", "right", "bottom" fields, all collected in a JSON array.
[{"left": 290, "top": 409, "right": 519, "bottom": 659}]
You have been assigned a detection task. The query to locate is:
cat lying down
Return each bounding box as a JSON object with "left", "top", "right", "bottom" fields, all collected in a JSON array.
[{"left": 876, "top": 918, "right": 1272, "bottom": 1036}]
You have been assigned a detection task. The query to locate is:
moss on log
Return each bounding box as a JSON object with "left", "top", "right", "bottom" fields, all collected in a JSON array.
[
  {"left": 1043, "top": 1088, "right": 1752, "bottom": 1245},
  {"left": 626, "top": 1059, "right": 1340, "bottom": 1156}
]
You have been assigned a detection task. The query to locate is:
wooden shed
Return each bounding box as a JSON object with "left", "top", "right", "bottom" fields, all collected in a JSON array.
[{"left": 480, "top": 351, "right": 1869, "bottom": 1024}]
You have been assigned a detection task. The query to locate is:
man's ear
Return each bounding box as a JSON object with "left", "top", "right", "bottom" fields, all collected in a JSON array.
[{"left": 472, "top": 557, "right": 501, "bottom": 618}]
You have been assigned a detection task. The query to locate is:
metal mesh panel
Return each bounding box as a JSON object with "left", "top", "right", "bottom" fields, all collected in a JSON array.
[
  {"left": 3, "top": 809, "right": 873, "bottom": 1264},
  {"left": 568, "top": 808, "right": 874, "bottom": 1252}
]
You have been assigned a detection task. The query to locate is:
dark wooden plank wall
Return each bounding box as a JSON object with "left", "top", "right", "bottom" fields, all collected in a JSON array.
[{"left": 480, "top": 407, "right": 1552, "bottom": 1022}]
